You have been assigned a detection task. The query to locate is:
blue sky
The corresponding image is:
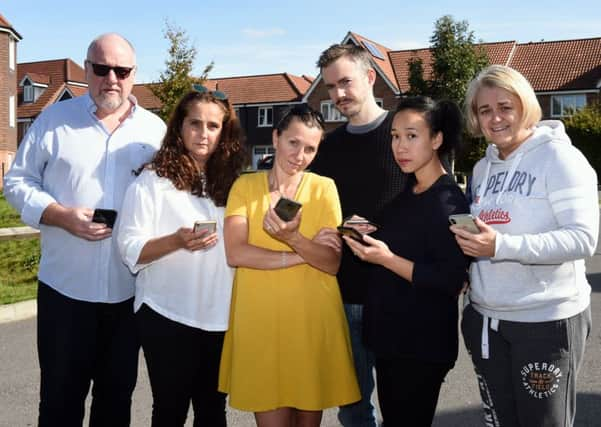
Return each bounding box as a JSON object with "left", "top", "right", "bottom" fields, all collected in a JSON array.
[{"left": 2, "top": 1, "right": 600, "bottom": 83}]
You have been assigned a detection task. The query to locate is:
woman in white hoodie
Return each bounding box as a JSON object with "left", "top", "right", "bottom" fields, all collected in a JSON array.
[{"left": 451, "top": 65, "right": 597, "bottom": 427}]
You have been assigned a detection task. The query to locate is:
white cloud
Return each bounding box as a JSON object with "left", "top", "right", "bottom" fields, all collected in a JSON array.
[{"left": 241, "top": 28, "right": 286, "bottom": 39}]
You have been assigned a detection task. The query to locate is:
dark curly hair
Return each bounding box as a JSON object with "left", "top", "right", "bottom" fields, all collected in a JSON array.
[{"left": 139, "top": 90, "right": 247, "bottom": 206}]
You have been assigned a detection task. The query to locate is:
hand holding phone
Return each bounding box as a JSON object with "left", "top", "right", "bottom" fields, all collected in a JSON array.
[
  {"left": 449, "top": 214, "right": 480, "bottom": 234},
  {"left": 92, "top": 209, "right": 118, "bottom": 228},
  {"left": 337, "top": 226, "right": 369, "bottom": 246},
  {"left": 274, "top": 197, "right": 302, "bottom": 222}
]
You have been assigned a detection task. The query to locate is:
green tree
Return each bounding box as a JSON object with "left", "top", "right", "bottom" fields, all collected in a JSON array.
[
  {"left": 408, "top": 15, "right": 489, "bottom": 173},
  {"left": 151, "top": 21, "right": 214, "bottom": 121},
  {"left": 564, "top": 102, "right": 601, "bottom": 179}
]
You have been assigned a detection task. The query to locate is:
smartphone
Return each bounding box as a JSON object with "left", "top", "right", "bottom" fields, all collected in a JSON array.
[
  {"left": 92, "top": 208, "right": 118, "bottom": 228},
  {"left": 193, "top": 220, "right": 217, "bottom": 234},
  {"left": 274, "top": 197, "right": 302, "bottom": 222},
  {"left": 448, "top": 214, "right": 480, "bottom": 234},
  {"left": 337, "top": 226, "right": 369, "bottom": 246}
]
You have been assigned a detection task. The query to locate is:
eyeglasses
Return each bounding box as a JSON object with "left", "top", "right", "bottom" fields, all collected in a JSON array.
[
  {"left": 86, "top": 61, "right": 135, "bottom": 79},
  {"left": 192, "top": 84, "right": 228, "bottom": 101}
]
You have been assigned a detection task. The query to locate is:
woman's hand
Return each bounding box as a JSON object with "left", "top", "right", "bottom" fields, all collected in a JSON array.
[
  {"left": 312, "top": 227, "right": 342, "bottom": 253},
  {"left": 450, "top": 216, "right": 496, "bottom": 258},
  {"left": 174, "top": 227, "right": 218, "bottom": 251},
  {"left": 263, "top": 207, "right": 302, "bottom": 245},
  {"left": 342, "top": 233, "right": 393, "bottom": 266}
]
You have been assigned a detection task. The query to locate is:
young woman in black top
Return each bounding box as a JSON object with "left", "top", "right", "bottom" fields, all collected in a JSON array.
[{"left": 343, "top": 96, "right": 471, "bottom": 426}]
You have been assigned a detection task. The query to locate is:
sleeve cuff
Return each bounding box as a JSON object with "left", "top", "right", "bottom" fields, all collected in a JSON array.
[{"left": 21, "top": 193, "right": 57, "bottom": 228}]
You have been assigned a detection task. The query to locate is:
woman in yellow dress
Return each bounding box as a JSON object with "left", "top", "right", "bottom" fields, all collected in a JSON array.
[{"left": 219, "top": 105, "right": 360, "bottom": 426}]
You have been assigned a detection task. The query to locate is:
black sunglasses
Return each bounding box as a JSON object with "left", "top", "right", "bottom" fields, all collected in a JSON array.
[
  {"left": 192, "top": 84, "right": 228, "bottom": 101},
  {"left": 86, "top": 61, "right": 135, "bottom": 79}
]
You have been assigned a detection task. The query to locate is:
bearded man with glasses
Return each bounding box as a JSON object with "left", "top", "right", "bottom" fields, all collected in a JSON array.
[{"left": 4, "top": 33, "right": 166, "bottom": 427}]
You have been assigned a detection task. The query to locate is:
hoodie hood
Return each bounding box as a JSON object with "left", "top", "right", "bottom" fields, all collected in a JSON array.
[
  {"left": 484, "top": 120, "right": 571, "bottom": 162},
  {"left": 476, "top": 120, "right": 571, "bottom": 204}
]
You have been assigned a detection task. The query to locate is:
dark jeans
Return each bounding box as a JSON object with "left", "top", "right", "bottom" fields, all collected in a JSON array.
[
  {"left": 338, "top": 304, "right": 378, "bottom": 427},
  {"left": 462, "top": 304, "right": 591, "bottom": 427},
  {"left": 37, "top": 281, "right": 139, "bottom": 427},
  {"left": 136, "top": 304, "right": 226, "bottom": 427},
  {"left": 376, "top": 356, "right": 452, "bottom": 427}
]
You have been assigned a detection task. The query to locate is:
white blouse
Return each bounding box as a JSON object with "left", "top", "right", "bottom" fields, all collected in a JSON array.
[{"left": 117, "top": 169, "right": 234, "bottom": 331}]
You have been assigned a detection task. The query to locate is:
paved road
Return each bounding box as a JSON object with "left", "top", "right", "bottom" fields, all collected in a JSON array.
[{"left": 2, "top": 257, "right": 600, "bottom": 426}]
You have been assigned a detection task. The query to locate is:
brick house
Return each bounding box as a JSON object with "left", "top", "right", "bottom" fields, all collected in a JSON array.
[
  {"left": 303, "top": 31, "right": 601, "bottom": 129},
  {"left": 0, "top": 14, "right": 21, "bottom": 188},
  {"left": 204, "top": 73, "right": 313, "bottom": 168},
  {"left": 17, "top": 59, "right": 88, "bottom": 143}
]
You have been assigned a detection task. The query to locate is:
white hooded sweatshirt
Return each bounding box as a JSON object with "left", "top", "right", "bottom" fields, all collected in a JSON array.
[{"left": 469, "top": 120, "right": 598, "bottom": 323}]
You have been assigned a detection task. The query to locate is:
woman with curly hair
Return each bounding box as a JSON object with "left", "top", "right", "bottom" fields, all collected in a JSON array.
[{"left": 117, "top": 86, "right": 247, "bottom": 426}]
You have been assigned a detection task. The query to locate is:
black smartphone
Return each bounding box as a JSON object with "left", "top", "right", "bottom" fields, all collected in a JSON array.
[
  {"left": 337, "top": 226, "right": 369, "bottom": 245},
  {"left": 92, "top": 208, "right": 118, "bottom": 228},
  {"left": 274, "top": 197, "right": 302, "bottom": 222}
]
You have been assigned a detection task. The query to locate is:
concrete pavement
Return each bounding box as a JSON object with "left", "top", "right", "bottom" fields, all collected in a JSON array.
[{"left": 1, "top": 261, "right": 600, "bottom": 426}]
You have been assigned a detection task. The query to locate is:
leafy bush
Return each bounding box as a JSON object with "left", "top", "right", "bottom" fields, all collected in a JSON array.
[{"left": 564, "top": 103, "right": 601, "bottom": 181}]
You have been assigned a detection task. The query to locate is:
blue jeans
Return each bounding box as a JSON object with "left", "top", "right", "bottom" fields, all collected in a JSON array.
[{"left": 338, "top": 304, "right": 378, "bottom": 427}]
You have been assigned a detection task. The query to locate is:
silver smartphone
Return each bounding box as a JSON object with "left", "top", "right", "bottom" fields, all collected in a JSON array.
[
  {"left": 448, "top": 214, "right": 480, "bottom": 234},
  {"left": 193, "top": 220, "right": 217, "bottom": 234}
]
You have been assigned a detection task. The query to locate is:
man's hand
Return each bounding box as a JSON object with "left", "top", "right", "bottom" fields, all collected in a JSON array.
[{"left": 41, "top": 203, "right": 112, "bottom": 241}]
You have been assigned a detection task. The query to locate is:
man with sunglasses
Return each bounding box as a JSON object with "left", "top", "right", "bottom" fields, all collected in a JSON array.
[
  {"left": 4, "top": 33, "right": 165, "bottom": 426},
  {"left": 310, "top": 44, "right": 406, "bottom": 427}
]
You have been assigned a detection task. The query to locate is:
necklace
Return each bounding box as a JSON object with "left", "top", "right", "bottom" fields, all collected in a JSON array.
[{"left": 199, "top": 171, "right": 208, "bottom": 198}]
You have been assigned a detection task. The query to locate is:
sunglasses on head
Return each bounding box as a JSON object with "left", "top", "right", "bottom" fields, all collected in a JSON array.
[
  {"left": 288, "top": 104, "right": 325, "bottom": 127},
  {"left": 192, "top": 84, "right": 228, "bottom": 101},
  {"left": 86, "top": 61, "right": 135, "bottom": 79}
]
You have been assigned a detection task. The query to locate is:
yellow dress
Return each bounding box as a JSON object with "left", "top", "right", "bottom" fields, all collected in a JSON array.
[{"left": 218, "top": 171, "right": 360, "bottom": 412}]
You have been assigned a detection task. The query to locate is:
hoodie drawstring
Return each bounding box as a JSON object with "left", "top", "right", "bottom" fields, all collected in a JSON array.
[{"left": 481, "top": 316, "right": 499, "bottom": 359}]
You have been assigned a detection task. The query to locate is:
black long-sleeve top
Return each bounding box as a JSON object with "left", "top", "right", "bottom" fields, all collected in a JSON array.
[
  {"left": 310, "top": 111, "right": 406, "bottom": 304},
  {"left": 363, "top": 174, "right": 471, "bottom": 365}
]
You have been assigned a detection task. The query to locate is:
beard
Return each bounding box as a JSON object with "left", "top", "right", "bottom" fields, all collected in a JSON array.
[{"left": 95, "top": 92, "right": 125, "bottom": 112}]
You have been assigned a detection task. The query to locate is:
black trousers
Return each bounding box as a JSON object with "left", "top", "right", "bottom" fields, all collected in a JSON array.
[
  {"left": 376, "top": 356, "right": 452, "bottom": 427},
  {"left": 136, "top": 304, "right": 226, "bottom": 427},
  {"left": 37, "top": 281, "right": 140, "bottom": 427}
]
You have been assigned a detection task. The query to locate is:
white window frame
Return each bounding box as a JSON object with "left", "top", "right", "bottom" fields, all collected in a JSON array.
[
  {"left": 258, "top": 106, "right": 273, "bottom": 127},
  {"left": 9, "top": 96, "right": 15, "bottom": 127},
  {"left": 320, "top": 100, "right": 347, "bottom": 123},
  {"left": 551, "top": 94, "right": 586, "bottom": 117},
  {"left": 8, "top": 37, "right": 15, "bottom": 71}
]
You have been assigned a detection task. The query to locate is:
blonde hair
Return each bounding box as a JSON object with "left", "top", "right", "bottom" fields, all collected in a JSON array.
[{"left": 464, "top": 65, "right": 542, "bottom": 137}]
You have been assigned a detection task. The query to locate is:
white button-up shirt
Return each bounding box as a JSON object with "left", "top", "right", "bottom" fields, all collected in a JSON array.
[
  {"left": 118, "top": 170, "right": 234, "bottom": 330},
  {"left": 4, "top": 93, "right": 166, "bottom": 303}
]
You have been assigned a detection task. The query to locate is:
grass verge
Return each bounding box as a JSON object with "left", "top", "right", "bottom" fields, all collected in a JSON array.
[{"left": 0, "top": 194, "right": 39, "bottom": 304}]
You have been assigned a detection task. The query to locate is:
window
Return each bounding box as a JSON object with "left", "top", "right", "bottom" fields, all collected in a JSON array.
[
  {"left": 58, "top": 91, "right": 72, "bottom": 102},
  {"left": 23, "top": 83, "right": 34, "bottom": 103},
  {"left": 233, "top": 107, "right": 240, "bottom": 117},
  {"left": 252, "top": 145, "right": 276, "bottom": 169},
  {"left": 9, "top": 37, "right": 15, "bottom": 71},
  {"left": 551, "top": 94, "right": 586, "bottom": 117},
  {"left": 9, "top": 96, "right": 15, "bottom": 127},
  {"left": 258, "top": 106, "right": 273, "bottom": 127},
  {"left": 320, "top": 100, "right": 347, "bottom": 122}
]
